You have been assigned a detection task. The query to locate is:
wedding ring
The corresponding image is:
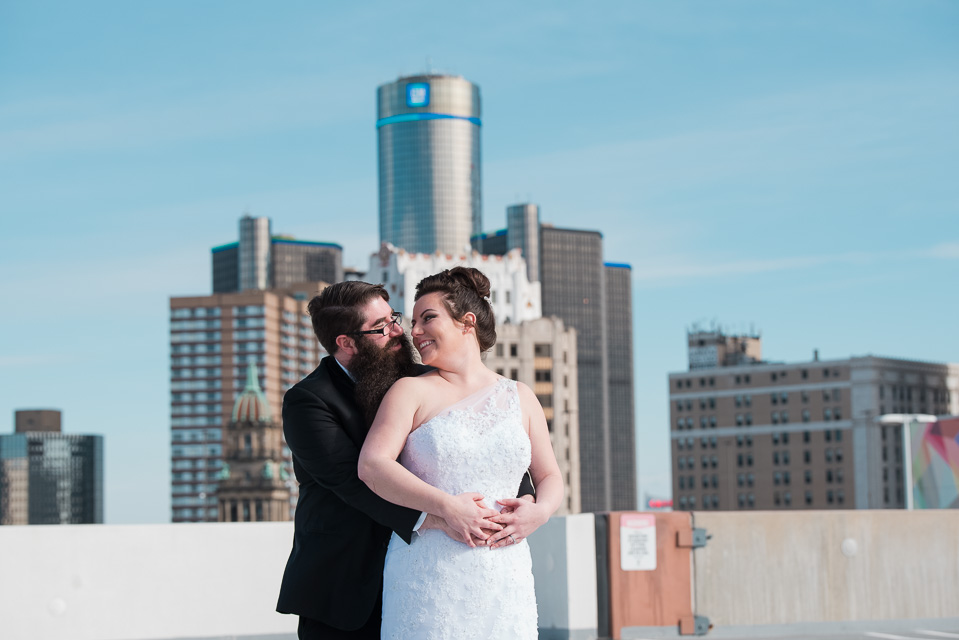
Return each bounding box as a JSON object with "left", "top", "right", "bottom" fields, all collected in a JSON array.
[{"left": 508, "top": 534, "right": 516, "bottom": 544}]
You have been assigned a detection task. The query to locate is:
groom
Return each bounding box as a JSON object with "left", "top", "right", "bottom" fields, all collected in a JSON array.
[{"left": 276, "top": 281, "right": 533, "bottom": 639}]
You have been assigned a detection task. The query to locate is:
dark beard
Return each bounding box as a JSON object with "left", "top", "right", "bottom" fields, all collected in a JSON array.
[{"left": 352, "top": 334, "right": 420, "bottom": 426}]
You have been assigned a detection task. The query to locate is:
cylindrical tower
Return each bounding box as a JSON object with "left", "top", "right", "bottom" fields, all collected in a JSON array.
[
  {"left": 377, "top": 74, "right": 482, "bottom": 255},
  {"left": 238, "top": 215, "right": 271, "bottom": 291}
]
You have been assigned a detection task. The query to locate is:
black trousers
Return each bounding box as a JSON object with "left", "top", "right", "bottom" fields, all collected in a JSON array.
[{"left": 297, "top": 593, "right": 382, "bottom": 640}]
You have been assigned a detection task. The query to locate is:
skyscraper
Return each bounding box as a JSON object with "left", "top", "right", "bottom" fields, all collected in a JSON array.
[
  {"left": 377, "top": 74, "right": 482, "bottom": 254},
  {"left": 473, "top": 205, "right": 637, "bottom": 512},
  {"left": 0, "top": 410, "right": 103, "bottom": 525},
  {"left": 213, "top": 215, "right": 344, "bottom": 293},
  {"left": 169, "top": 284, "right": 324, "bottom": 523}
]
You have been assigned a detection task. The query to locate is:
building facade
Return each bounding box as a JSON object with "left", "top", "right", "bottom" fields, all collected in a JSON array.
[
  {"left": 669, "top": 330, "right": 959, "bottom": 511},
  {"left": 216, "top": 364, "right": 291, "bottom": 522},
  {"left": 377, "top": 74, "right": 482, "bottom": 255},
  {"left": 369, "top": 242, "right": 541, "bottom": 323},
  {"left": 484, "top": 317, "right": 581, "bottom": 514},
  {"left": 212, "top": 216, "right": 343, "bottom": 293},
  {"left": 474, "top": 205, "right": 637, "bottom": 512},
  {"left": 169, "top": 283, "right": 325, "bottom": 523},
  {"left": 604, "top": 263, "right": 636, "bottom": 510},
  {"left": 0, "top": 410, "right": 103, "bottom": 525}
]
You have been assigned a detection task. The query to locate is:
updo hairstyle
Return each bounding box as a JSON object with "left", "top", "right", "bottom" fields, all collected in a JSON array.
[{"left": 414, "top": 266, "right": 497, "bottom": 352}]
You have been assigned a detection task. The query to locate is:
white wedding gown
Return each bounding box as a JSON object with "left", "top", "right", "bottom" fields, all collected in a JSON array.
[{"left": 381, "top": 378, "right": 538, "bottom": 639}]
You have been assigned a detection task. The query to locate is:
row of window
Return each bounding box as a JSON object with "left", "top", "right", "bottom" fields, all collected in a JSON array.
[
  {"left": 173, "top": 508, "right": 219, "bottom": 519},
  {"left": 172, "top": 483, "right": 219, "bottom": 495},
  {"left": 172, "top": 343, "right": 221, "bottom": 354},
  {"left": 171, "top": 405, "right": 219, "bottom": 415},
  {"left": 171, "top": 444, "right": 223, "bottom": 457},
  {"left": 171, "top": 307, "right": 222, "bottom": 319},
  {"left": 172, "top": 356, "right": 222, "bottom": 366},
  {"left": 171, "top": 319, "right": 222, "bottom": 330},
  {"left": 171, "top": 428, "right": 221, "bottom": 442},
  {"left": 676, "top": 489, "right": 846, "bottom": 510},
  {"left": 171, "top": 331, "right": 222, "bottom": 343},
  {"left": 171, "top": 417, "right": 223, "bottom": 427},
  {"left": 675, "top": 368, "right": 847, "bottom": 391}
]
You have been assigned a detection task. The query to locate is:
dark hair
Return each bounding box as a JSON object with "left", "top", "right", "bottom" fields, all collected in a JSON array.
[
  {"left": 308, "top": 281, "right": 390, "bottom": 354},
  {"left": 414, "top": 266, "right": 496, "bottom": 352}
]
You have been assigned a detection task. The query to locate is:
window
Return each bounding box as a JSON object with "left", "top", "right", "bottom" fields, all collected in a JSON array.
[
  {"left": 495, "top": 344, "right": 504, "bottom": 357},
  {"left": 805, "top": 470, "right": 812, "bottom": 484},
  {"left": 510, "top": 344, "right": 518, "bottom": 357},
  {"left": 780, "top": 392, "right": 788, "bottom": 404},
  {"left": 805, "top": 491, "right": 813, "bottom": 505},
  {"left": 802, "top": 410, "right": 810, "bottom": 423},
  {"left": 735, "top": 395, "right": 743, "bottom": 407},
  {"left": 804, "top": 450, "right": 811, "bottom": 464}
]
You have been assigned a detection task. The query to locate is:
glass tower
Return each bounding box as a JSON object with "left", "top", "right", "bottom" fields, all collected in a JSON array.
[{"left": 377, "top": 74, "right": 482, "bottom": 255}]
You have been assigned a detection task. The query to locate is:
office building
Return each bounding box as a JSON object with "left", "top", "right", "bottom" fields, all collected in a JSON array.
[
  {"left": 377, "top": 74, "right": 482, "bottom": 254},
  {"left": 669, "top": 329, "right": 959, "bottom": 511},
  {"left": 217, "top": 363, "right": 291, "bottom": 522},
  {"left": 169, "top": 283, "right": 325, "bottom": 523},
  {"left": 212, "top": 215, "right": 343, "bottom": 293},
  {"left": 604, "top": 263, "right": 636, "bottom": 510},
  {"left": 485, "top": 318, "right": 581, "bottom": 514},
  {"left": 474, "top": 205, "right": 637, "bottom": 512},
  {"left": 0, "top": 410, "right": 103, "bottom": 525},
  {"left": 370, "top": 242, "right": 540, "bottom": 323},
  {"left": 369, "top": 242, "right": 582, "bottom": 512}
]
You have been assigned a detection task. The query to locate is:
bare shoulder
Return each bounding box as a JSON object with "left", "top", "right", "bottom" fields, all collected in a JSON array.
[
  {"left": 385, "top": 371, "right": 441, "bottom": 398},
  {"left": 513, "top": 381, "right": 545, "bottom": 412}
]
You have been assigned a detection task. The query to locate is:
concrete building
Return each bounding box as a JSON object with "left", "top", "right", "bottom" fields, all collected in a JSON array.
[
  {"left": 485, "top": 317, "right": 581, "bottom": 515},
  {"left": 169, "top": 283, "right": 325, "bottom": 523},
  {"left": 216, "top": 363, "right": 291, "bottom": 523},
  {"left": 377, "top": 74, "right": 482, "bottom": 254},
  {"left": 369, "top": 242, "right": 581, "bottom": 512},
  {"left": 474, "top": 205, "right": 637, "bottom": 513},
  {"left": 669, "top": 329, "right": 959, "bottom": 511},
  {"left": 0, "top": 410, "right": 103, "bottom": 525},
  {"left": 369, "top": 242, "right": 541, "bottom": 323},
  {"left": 212, "top": 215, "right": 343, "bottom": 293}
]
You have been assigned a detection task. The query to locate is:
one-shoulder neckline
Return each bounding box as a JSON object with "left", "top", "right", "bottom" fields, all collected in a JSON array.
[{"left": 411, "top": 377, "right": 512, "bottom": 435}]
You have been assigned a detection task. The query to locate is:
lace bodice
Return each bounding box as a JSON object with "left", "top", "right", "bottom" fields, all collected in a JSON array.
[
  {"left": 381, "top": 377, "right": 538, "bottom": 639},
  {"left": 398, "top": 377, "right": 531, "bottom": 504}
]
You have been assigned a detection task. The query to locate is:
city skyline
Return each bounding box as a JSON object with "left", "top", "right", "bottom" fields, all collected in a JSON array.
[{"left": 2, "top": 2, "right": 957, "bottom": 522}]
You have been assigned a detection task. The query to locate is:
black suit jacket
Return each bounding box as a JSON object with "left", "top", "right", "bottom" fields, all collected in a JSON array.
[
  {"left": 276, "top": 356, "right": 423, "bottom": 630},
  {"left": 276, "top": 356, "right": 535, "bottom": 630}
]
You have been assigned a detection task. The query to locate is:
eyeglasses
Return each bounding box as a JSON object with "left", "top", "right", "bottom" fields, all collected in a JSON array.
[{"left": 347, "top": 311, "right": 403, "bottom": 337}]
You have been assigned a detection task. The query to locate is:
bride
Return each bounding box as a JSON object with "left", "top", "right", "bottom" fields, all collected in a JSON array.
[{"left": 358, "top": 266, "right": 563, "bottom": 639}]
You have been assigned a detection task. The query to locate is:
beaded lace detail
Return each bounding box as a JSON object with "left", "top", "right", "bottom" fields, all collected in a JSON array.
[{"left": 381, "top": 378, "right": 538, "bottom": 639}]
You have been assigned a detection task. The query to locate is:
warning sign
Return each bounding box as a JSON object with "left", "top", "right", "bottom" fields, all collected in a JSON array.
[{"left": 620, "top": 514, "right": 657, "bottom": 571}]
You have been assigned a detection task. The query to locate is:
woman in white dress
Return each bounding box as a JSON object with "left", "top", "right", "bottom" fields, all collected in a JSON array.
[{"left": 358, "top": 266, "right": 564, "bottom": 639}]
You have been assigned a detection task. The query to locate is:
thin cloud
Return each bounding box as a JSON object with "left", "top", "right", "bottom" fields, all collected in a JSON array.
[
  {"left": 0, "top": 355, "right": 60, "bottom": 367},
  {"left": 633, "top": 243, "right": 957, "bottom": 285}
]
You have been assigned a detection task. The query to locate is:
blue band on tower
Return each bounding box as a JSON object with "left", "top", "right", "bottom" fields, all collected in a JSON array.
[{"left": 376, "top": 113, "right": 482, "bottom": 129}]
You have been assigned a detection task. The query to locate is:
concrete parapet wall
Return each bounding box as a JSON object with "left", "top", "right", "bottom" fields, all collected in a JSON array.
[
  {"left": 529, "top": 513, "right": 599, "bottom": 639},
  {"left": 1, "top": 522, "right": 298, "bottom": 640},
  {"left": 691, "top": 510, "right": 959, "bottom": 626}
]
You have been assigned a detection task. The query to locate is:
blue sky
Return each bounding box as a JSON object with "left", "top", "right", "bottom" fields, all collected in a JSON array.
[{"left": 1, "top": 1, "right": 957, "bottom": 523}]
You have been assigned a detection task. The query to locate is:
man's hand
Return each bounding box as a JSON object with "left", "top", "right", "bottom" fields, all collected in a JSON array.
[{"left": 485, "top": 495, "right": 547, "bottom": 549}]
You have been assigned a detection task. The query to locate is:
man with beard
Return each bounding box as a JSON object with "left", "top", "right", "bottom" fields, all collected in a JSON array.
[{"left": 276, "top": 281, "right": 533, "bottom": 640}]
